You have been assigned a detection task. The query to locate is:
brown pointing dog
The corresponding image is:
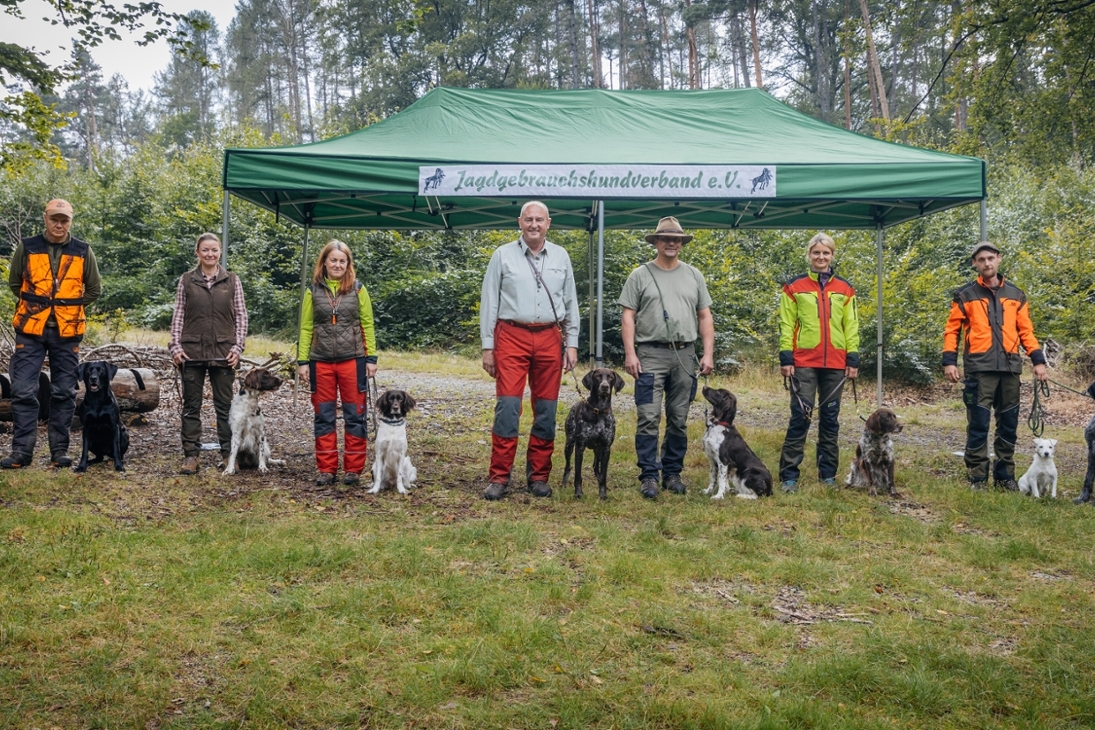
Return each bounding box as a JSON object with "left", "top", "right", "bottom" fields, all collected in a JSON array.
[
  {"left": 561, "top": 368, "right": 626, "bottom": 499},
  {"left": 845, "top": 408, "right": 903, "bottom": 496}
]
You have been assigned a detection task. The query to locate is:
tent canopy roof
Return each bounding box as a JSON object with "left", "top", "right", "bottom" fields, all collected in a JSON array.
[{"left": 224, "top": 87, "right": 985, "bottom": 231}]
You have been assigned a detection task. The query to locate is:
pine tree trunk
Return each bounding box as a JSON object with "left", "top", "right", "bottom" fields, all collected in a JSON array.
[
  {"left": 749, "top": 0, "right": 764, "bottom": 89},
  {"left": 843, "top": 0, "right": 852, "bottom": 129},
  {"left": 684, "top": 0, "right": 699, "bottom": 89},
  {"left": 859, "top": 0, "right": 889, "bottom": 122},
  {"left": 588, "top": 0, "right": 602, "bottom": 87}
]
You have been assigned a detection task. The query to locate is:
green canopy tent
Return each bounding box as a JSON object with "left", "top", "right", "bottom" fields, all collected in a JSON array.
[{"left": 222, "top": 87, "right": 987, "bottom": 401}]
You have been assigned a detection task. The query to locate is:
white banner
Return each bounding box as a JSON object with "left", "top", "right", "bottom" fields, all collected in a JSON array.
[{"left": 418, "top": 164, "right": 776, "bottom": 198}]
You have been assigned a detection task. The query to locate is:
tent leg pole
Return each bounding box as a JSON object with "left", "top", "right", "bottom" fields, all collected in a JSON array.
[
  {"left": 596, "top": 202, "right": 605, "bottom": 365},
  {"left": 980, "top": 199, "right": 987, "bottom": 241},
  {"left": 221, "top": 191, "right": 230, "bottom": 268},
  {"left": 588, "top": 205, "right": 596, "bottom": 368},
  {"left": 876, "top": 223, "right": 884, "bottom": 407},
  {"left": 294, "top": 224, "right": 311, "bottom": 407}
]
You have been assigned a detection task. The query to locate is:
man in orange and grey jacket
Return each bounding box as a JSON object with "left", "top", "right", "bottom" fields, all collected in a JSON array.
[
  {"left": 943, "top": 241, "right": 1047, "bottom": 491},
  {"left": 3, "top": 199, "right": 101, "bottom": 470}
]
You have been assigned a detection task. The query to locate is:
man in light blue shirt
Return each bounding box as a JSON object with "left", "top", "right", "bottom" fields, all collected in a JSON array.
[{"left": 480, "top": 201, "right": 580, "bottom": 500}]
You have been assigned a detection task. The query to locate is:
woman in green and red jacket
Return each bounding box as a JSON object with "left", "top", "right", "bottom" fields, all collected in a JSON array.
[
  {"left": 776, "top": 233, "right": 859, "bottom": 493},
  {"left": 297, "top": 240, "right": 377, "bottom": 487}
]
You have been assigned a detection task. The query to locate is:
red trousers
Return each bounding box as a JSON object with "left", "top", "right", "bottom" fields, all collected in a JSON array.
[
  {"left": 490, "top": 321, "right": 562, "bottom": 485},
  {"left": 310, "top": 359, "right": 368, "bottom": 474}
]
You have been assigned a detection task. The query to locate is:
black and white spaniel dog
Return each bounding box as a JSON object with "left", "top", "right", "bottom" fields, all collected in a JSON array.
[
  {"left": 368, "top": 389, "right": 417, "bottom": 495},
  {"left": 223, "top": 368, "right": 284, "bottom": 475},
  {"left": 701, "top": 386, "right": 773, "bottom": 499},
  {"left": 845, "top": 407, "right": 903, "bottom": 496}
]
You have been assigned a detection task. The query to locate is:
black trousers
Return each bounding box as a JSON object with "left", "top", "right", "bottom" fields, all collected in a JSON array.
[{"left": 8, "top": 329, "right": 81, "bottom": 459}]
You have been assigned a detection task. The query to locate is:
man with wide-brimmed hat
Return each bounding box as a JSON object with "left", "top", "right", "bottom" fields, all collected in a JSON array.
[
  {"left": 619, "top": 216, "right": 715, "bottom": 499},
  {"left": 4, "top": 198, "right": 101, "bottom": 470},
  {"left": 943, "top": 240, "right": 1047, "bottom": 491}
]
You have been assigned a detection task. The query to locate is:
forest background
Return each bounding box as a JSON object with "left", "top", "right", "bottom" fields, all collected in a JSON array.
[{"left": 1, "top": 0, "right": 1094, "bottom": 384}]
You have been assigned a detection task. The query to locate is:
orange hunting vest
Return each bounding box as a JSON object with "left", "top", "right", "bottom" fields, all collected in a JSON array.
[{"left": 13, "top": 235, "right": 89, "bottom": 338}]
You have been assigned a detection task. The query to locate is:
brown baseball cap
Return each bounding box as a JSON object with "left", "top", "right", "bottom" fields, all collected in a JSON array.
[
  {"left": 644, "top": 216, "right": 694, "bottom": 244},
  {"left": 970, "top": 241, "right": 999, "bottom": 258},
  {"left": 44, "top": 199, "right": 74, "bottom": 219}
]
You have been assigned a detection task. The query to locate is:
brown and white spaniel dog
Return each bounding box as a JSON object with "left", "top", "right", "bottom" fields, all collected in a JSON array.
[{"left": 845, "top": 408, "right": 903, "bottom": 496}]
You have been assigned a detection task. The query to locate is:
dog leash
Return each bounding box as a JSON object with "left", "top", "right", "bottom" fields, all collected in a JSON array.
[
  {"left": 1027, "top": 377, "right": 1094, "bottom": 438},
  {"left": 784, "top": 373, "right": 851, "bottom": 424},
  {"left": 1027, "top": 379, "right": 1050, "bottom": 437},
  {"left": 368, "top": 375, "right": 380, "bottom": 441},
  {"left": 1047, "top": 377, "right": 1095, "bottom": 400}
]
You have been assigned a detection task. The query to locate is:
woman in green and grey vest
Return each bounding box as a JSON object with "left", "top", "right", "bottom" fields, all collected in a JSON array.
[
  {"left": 169, "top": 233, "right": 248, "bottom": 475},
  {"left": 296, "top": 240, "right": 377, "bottom": 487}
]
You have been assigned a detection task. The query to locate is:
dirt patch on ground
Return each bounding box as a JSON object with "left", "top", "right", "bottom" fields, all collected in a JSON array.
[
  {"left": 886, "top": 499, "right": 939, "bottom": 524},
  {"left": 769, "top": 586, "right": 873, "bottom": 626}
]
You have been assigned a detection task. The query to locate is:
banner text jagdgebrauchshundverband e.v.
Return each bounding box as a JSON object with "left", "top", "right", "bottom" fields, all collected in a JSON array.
[{"left": 418, "top": 165, "right": 777, "bottom": 198}]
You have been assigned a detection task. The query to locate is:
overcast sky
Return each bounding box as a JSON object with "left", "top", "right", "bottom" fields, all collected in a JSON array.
[{"left": 0, "top": 0, "right": 238, "bottom": 94}]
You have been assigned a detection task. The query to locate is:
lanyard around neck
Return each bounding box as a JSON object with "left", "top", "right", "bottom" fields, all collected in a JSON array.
[{"left": 323, "top": 283, "right": 346, "bottom": 325}]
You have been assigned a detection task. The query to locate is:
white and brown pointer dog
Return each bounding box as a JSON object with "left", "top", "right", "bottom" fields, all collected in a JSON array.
[
  {"left": 845, "top": 407, "right": 903, "bottom": 496},
  {"left": 368, "top": 389, "right": 417, "bottom": 494},
  {"left": 223, "top": 368, "right": 285, "bottom": 475},
  {"left": 701, "top": 386, "right": 773, "bottom": 499},
  {"left": 561, "top": 368, "right": 626, "bottom": 499}
]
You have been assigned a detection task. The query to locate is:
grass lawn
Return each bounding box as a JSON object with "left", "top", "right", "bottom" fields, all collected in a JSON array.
[{"left": 2, "top": 348, "right": 1094, "bottom": 729}]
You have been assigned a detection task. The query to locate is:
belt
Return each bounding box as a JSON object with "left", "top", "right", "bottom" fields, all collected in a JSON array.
[
  {"left": 501, "top": 319, "right": 557, "bottom": 332},
  {"left": 641, "top": 340, "right": 695, "bottom": 350}
]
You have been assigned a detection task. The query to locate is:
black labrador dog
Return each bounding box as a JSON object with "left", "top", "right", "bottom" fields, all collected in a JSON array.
[
  {"left": 74, "top": 361, "right": 129, "bottom": 472},
  {"left": 561, "top": 368, "right": 626, "bottom": 499}
]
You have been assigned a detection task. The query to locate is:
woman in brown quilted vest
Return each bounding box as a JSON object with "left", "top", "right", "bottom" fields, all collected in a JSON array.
[
  {"left": 169, "top": 233, "right": 248, "bottom": 475},
  {"left": 296, "top": 240, "right": 377, "bottom": 487}
]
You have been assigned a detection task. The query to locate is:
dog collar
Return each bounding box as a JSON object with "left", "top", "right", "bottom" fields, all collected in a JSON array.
[
  {"left": 378, "top": 416, "right": 405, "bottom": 426},
  {"left": 714, "top": 420, "right": 732, "bottom": 428}
]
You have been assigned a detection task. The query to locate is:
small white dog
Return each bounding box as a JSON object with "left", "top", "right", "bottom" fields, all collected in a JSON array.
[
  {"left": 1018, "top": 437, "right": 1058, "bottom": 499},
  {"left": 223, "top": 368, "right": 285, "bottom": 475},
  {"left": 368, "top": 389, "right": 417, "bottom": 494}
]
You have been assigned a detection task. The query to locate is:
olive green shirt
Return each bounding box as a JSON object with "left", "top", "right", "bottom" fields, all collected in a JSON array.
[{"left": 618, "top": 262, "right": 712, "bottom": 343}]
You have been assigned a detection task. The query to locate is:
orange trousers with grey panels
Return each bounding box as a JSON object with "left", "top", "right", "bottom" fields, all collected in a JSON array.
[
  {"left": 310, "top": 359, "right": 368, "bottom": 475},
  {"left": 489, "top": 321, "right": 562, "bottom": 485}
]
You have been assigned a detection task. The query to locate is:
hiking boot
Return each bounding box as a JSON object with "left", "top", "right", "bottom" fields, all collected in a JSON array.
[
  {"left": 315, "top": 473, "right": 336, "bottom": 487},
  {"left": 640, "top": 478, "right": 659, "bottom": 500},
  {"left": 51, "top": 454, "right": 73, "bottom": 469},
  {"left": 530, "top": 481, "right": 552, "bottom": 498},
  {"left": 781, "top": 479, "right": 798, "bottom": 494},
  {"left": 994, "top": 478, "right": 1020, "bottom": 492},
  {"left": 179, "top": 455, "right": 200, "bottom": 475},
  {"left": 969, "top": 479, "right": 987, "bottom": 491},
  {"left": 820, "top": 477, "right": 837, "bottom": 488},
  {"left": 0, "top": 453, "right": 32, "bottom": 469},
  {"left": 343, "top": 472, "right": 360, "bottom": 486},
  {"left": 484, "top": 481, "right": 509, "bottom": 500},
  {"left": 663, "top": 474, "right": 686, "bottom": 495}
]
